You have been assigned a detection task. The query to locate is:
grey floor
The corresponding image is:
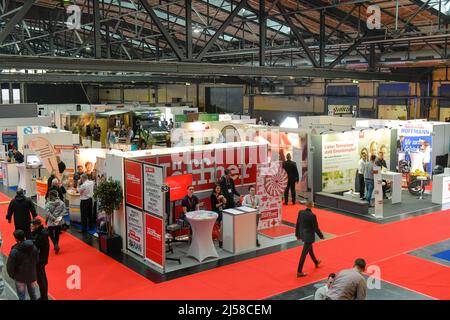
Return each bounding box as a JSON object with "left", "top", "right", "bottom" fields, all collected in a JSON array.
[
  {"left": 266, "top": 276, "right": 434, "bottom": 300},
  {"left": 408, "top": 239, "right": 450, "bottom": 268}
]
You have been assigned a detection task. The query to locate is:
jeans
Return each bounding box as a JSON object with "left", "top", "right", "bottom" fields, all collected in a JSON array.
[
  {"left": 365, "top": 179, "right": 374, "bottom": 204},
  {"left": 15, "top": 282, "right": 37, "bottom": 300}
]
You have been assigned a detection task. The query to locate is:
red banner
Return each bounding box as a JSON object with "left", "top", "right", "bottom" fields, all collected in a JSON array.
[
  {"left": 145, "top": 213, "right": 164, "bottom": 266},
  {"left": 166, "top": 173, "right": 193, "bottom": 201},
  {"left": 124, "top": 159, "right": 143, "bottom": 209}
]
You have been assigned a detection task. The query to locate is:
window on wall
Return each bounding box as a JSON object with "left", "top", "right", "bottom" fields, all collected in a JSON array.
[
  {"left": 1, "top": 88, "right": 9, "bottom": 104},
  {"left": 12, "top": 84, "right": 21, "bottom": 103}
]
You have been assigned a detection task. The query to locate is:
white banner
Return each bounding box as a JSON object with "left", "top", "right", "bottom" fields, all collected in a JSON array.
[
  {"left": 126, "top": 206, "right": 144, "bottom": 256},
  {"left": 143, "top": 164, "right": 164, "bottom": 217}
]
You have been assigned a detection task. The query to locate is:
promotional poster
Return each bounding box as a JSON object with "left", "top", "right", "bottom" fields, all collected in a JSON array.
[
  {"left": 124, "top": 159, "right": 143, "bottom": 209},
  {"left": 145, "top": 213, "right": 164, "bottom": 267},
  {"left": 126, "top": 206, "right": 144, "bottom": 257}
]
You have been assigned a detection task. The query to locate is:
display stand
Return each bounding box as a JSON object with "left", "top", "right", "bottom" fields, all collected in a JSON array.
[
  {"left": 66, "top": 189, "right": 81, "bottom": 223},
  {"left": 1, "top": 161, "right": 19, "bottom": 187},
  {"left": 373, "top": 166, "right": 383, "bottom": 218},
  {"left": 432, "top": 173, "right": 450, "bottom": 204},
  {"left": 185, "top": 211, "right": 219, "bottom": 262},
  {"left": 381, "top": 171, "right": 402, "bottom": 204},
  {"left": 222, "top": 207, "right": 257, "bottom": 254},
  {"left": 17, "top": 164, "right": 40, "bottom": 197},
  {"left": 36, "top": 179, "right": 48, "bottom": 208}
]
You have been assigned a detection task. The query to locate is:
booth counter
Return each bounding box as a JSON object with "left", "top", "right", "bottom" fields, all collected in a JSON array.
[
  {"left": 66, "top": 189, "right": 81, "bottom": 223},
  {"left": 432, "top": 173, "right": 450, "bottom": 204},
  {"left": 222, "top": 206, "right": 258, "bottom": 254},
  {"left": 1, "top": 161, "right": 19, "bottom": 187}
]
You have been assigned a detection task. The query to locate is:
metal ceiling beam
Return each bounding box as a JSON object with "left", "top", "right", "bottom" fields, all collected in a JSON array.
[
  {"left": 259, "top": 0, "right": 266, "bottom": 67},
  {"left": 93, "top": 0, "right": 102, "bottom": 58},
  {"left": 196, "top": 0, "right": 248, "bottom": 61},
  {"left": 277, "top": 3, "right": 319, "bottom": 68},
  {"left": 0, "top": 0, "right": 37, "bottom": 44},
  {"left": 328, "top": 35, "right": 366, "bottom": 68},
  {"left": 185, "top": 0, "right": 193, "bottom": 60},
  {"left": 0, "top": 73, "right": 247, "bottom": 84},
  {"left": 0, "top": 54, "right": 422, "bottom": 81},
  {"left": 139, "top": 0, "right": 185, "bottom": 61}
]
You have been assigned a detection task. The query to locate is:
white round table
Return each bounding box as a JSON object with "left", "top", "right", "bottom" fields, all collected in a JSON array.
[{"left": 185, "top": 210, "right": 218, "bottom": 262}]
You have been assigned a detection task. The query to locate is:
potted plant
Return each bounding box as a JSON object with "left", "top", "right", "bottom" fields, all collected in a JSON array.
[{"left": 94, "top": 178, "right": 123, "bottom": 254}]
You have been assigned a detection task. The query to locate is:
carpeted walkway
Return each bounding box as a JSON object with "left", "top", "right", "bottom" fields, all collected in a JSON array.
[{"left": 1, "top": 193, "right": 449, "bottom": 300}]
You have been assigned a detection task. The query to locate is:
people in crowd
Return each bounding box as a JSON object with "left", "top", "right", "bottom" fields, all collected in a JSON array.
[
  {"left": 369, "top": 141, "right": 378, "bottom": 160},
  {"left": 6, "top": 189, "right": 37, "bottom": 239},
  {"left": 30, "top": 219, "right": 50, "bottom": 300},
  {"left": 358, "top": 151, "right": 368, "bottom": 200},
  {"left": 325, "top": 258, "right": 367, "bottom": 300},
  {"left": 258, "top": 116, "right": 264, "bottom": 125},
  {"left": 47, "top": 171, "right": 57, "bottom": 189},
  {"left": 79, "top": 174, "right": 94, "bottom": 233},
  {"left": 181, "top": 185, "right": 199, "bottom": 218},
  {"left": 127, "top": 126, "right": 134, "bottom": 142},
  {"left": 46, "top": 178, "right": 66, "bottom": 201},
  {"left": 282, "top": 153, "right": 299, "bottom": 205},
  {"left": 210, "top": 184, "right": 226, "bottom": 248},
  {"left": 190, "top": 137, "right": 195, "bottom": 146},
  {"left": 85, "top": 123, "right": 92, "bottom": 140},
  {"left": 169, "top": 118, "right": 174, "bottom": 129},
  {"left": 421, "top": 140, "right": 431, "bottom": 173},
  {"left": 375, "top": 151, "right": 389, "bottom": 199},
  {"left": 57, "top": 156, "right": 66, "bottom": 174},
  {"left": 45, "top": 189, "right": 65, "bottom": 254},
  {"left": 63, "top": 124, "right": 69, "bottom": 131},
  {"left": 314, "top": 273, "right": 336, "bottom": 300},
  {"left": 242, "top": 185, "right": 261, "bottom": 247},
  {"left": 73, "top": 165, "right": 85, "bottom": 187},
  {"left": 295, "top": 201, "right": 324, "bottom": 277},
  {"left": 93, "top": 122, "right": 101, "bottom": 142},
  {"left": 106, "top": 128, "right": 113, "bottom": 147},
  {"left": 85, "top": 162, "right": 94, "bottom": 180},
  {"left": 12, "top": 148, "right": 24, "bottom": 163},
  {"left": 119, "top": 124, "right": 127, "bottom": 138},
  {"left": 6, "top": 230, "right": 39, "bottom": 300},
  {"left": 220, "top": 169, "right": 240, "bottom": 209},
  {"left": 364, "top": 155, "right": 376, "bottom": 207}
]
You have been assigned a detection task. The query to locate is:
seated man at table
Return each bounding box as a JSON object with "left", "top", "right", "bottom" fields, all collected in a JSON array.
[
  {"left": 375, "top": 151, "right": 390, "bottom": 199},
  {"left": 181, "top": 185, "right": 199, "bottom": 221}
]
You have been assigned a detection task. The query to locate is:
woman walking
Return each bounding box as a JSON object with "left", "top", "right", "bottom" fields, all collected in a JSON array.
[{"left": 45, "top": 190, "right": 65, "bottom": 254}]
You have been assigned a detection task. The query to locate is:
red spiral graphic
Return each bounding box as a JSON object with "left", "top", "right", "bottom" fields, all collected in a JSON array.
[{"left": 264, "top": 166, "right": 288, "bottom": 197}]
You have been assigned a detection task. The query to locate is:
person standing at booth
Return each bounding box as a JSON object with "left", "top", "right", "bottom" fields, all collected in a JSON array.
[
  {"left": 242, "top": 185, "right": 261, "bottom": 247},
  {"left": 79, "top": 174, "right": 94, "bottom": 233},
  {"left": 358, "top": 152, "right": 368, "bottom": 200},
  {"left": 73, "top": 165, "right": 85, "bottom": 187},
  {"left": 182, "top": 185, "right": 200, "bottom": 218},
  {"left": 57, "top": 156, "right": 66, "bottom": 175},
  {"left": 295, "top": 201, "right": 324, "bottom": 277},
  {"left": 283, "top": 153, "right": 299, "bottom": 205},
  {"left": 6, "top": 189, "right": 37, "bottom": 239},
  {"left": 220, "top": 169, "right": 240, "bottom": 209},
  {"left": 375, "top": 151, "right": 389, "bottom": 199},
  {"left": 364, "top": 155, "right": 376, "bottom": 207},
  {"left": 210, "top": 184, "right": 226, "bottom": 248}
]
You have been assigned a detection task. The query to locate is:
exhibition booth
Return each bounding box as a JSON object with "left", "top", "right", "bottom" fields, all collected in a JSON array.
[{"left": 310, "top": 118, "right": 450, "bottom": 220}]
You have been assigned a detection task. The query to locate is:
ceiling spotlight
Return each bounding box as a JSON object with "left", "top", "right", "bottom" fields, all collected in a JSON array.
[{"left": 193, "top": 27, "right": 202, "bottom": 33}]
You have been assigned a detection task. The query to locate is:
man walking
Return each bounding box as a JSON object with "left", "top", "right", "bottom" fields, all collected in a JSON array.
[
  {"left": 30, "top": 219, "right": 50, "bottom": 300},
  {"left": 283, "top": 153, "right": 299, "bottom": 205},
  {"left": 79, "top": 174, "right": 95, "bottom": 232},
  {"left": 6, "top": 189, "right": 37, "bottom": 239},
  {"left": 295, "top": 201, "right": 324, "bottom": 277},
  {"left": 326, "top": 258, "right": 367, "bottom": 300},
  {"left": 7, "top": 230, "right": 39, "bottom": 300},
  {"left": 220, "top": 169, "right": 240, "bottom": 209}
]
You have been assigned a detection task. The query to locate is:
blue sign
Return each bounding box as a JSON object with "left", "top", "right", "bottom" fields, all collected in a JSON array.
[{"left": 23, "top": 127, "right": 33, "bottom": 135}]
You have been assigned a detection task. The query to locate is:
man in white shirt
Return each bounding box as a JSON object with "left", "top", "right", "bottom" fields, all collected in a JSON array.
[
  {"left": 79, "top": 174, "right": 95, "bottom": 233},
  {"left": 358, "top": 152, "right": 368, "bottom": 200},
  {"left": 242, "top": 185, "right": 261, "bottom": 247},
  {"left": 314, "top": 273, "right": 336, "bottom": 300}
]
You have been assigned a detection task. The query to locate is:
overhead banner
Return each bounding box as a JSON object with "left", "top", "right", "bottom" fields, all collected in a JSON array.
[
  {"left": 143, "top": 164, "right": 164, "bottom": 217},
  {"left": 28, "top": 137, "right": 60, "bottom": 179},
  {"left": 124, "top": 159, "right": 143, "bottom": 209},
  {"left": 126, "top": 206, "right": 144, "bottom": 256},
  {"left": 145, "top": 213, "right": 164, "bottom": 268}
]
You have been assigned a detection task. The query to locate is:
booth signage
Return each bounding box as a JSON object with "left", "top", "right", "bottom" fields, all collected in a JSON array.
[
  {"left": 126, "top": 206, "right": 144, "bottom": 256},
  {"left": 144, "top": 213, "right": 164, "bottom": 267},
  {"left": 328, "top": 105, "right": 355, "bottom": 116},
  {"left": 256, "top": 162, "right": 283, "bottom": 229},
  {"left": 28, "top": 137, "right": 60, "bottom": 179},
  {"left": 124, "top": 160, "right": 143, "bottom": 209},
  {"left": 143, "top": 164, "right": 164, "bottom": 217}
]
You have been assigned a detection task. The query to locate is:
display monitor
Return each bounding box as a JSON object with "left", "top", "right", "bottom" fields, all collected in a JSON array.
[
  {"left": 26, "top": 154, "right": 42, "bottom": 167},
  {"left": 166, "top": 173, "right": 193, "bottom": 201}
]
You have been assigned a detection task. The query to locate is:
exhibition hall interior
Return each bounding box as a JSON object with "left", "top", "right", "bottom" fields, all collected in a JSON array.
[{"left": 0, "top": 0, "right": 449, "bottom": 304}]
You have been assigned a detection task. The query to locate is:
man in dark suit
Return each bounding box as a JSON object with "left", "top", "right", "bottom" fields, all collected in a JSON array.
[
  {"left": 220, "top": 169, "right": 240, "bottom": 209},
  {"left": 295, "top": 201, "right": 324, "bottom": 277},
  {"left": 283, "top": 153, "right": 299, "bottom": 205}
]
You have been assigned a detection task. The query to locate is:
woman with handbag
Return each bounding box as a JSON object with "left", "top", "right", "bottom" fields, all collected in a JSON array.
[
  {"left": 45, "top": 190, "right": 66, "bottom": 254},
  {"left": 210, "top": 184, "right": 227, "bottom": 248}
]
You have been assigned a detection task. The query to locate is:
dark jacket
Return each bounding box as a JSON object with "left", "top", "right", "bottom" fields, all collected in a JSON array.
[
  {"left": 283, "top": 160, "right": 299, "bottom": 183},
  {"left": 47, "top": 175, "right": 56, "bottom": 189},
  {"left": 31, "top": 225, "right": 50, "bottom": 265},
  {"left": 219, "top": 176, "right": 240, "bottom": 200},
  {"left": 13, "top": 151, "right": 24, "bottom": 164},
  {"left": 375, "top": 158, "right": 387, "bottom": 169},
  {"left": 295, "top": 208, "right": 324, "bottom": 243},
  {"left": 58, "top": 161, "right": 66, "bottom": 174},
  {"left": 46, "top": 185, "right": 66, "bottom": 201},
  {"left": 6, "top": 240, "right": 39, "bottom": 283},
  {"left": 6, "top": 195, "right": 37, "bottom": 229}
]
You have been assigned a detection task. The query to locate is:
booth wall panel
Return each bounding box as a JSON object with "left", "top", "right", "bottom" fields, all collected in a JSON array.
[
  {"left": 0, "top": 103, "right": 37, "bottom": 118},
  {"left": 311, "top": 135, "right": 323, "bottom": 193}
]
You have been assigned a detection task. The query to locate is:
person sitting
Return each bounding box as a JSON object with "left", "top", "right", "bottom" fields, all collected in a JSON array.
[
  {"left": 242, "top": 185, "right": 261, "bottom": 247},
  {"left": 314, "top": 273, "right": 336, "bottom": 300},
  {"left": 12, "top": 148, "right": 24, "bottom": 163}
]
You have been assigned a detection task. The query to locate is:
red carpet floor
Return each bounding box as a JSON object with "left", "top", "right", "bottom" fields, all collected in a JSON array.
[
  {"left": 281, "top": 204, "right": 375, "bottom": 236},
  {"left": 259, "top": 225, "right": 295, "bottom": 239},
  {"left": 1, "top": 193, "right": 449, "bottom": 300}
]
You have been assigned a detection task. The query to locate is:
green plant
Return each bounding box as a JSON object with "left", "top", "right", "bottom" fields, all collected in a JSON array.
[{"left": 94, "top": 178, "right": 123, "bottom": 237}]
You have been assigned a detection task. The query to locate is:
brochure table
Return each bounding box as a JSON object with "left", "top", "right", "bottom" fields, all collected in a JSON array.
[
  {"left": 222, "top": 207, "right": 257, "bottom": 254},
  {"left": 185, "top": 211, "right": 218, "bottom": 262},
  {"left": 1, "top": 161, "right": 18, "bottom": 187}
]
